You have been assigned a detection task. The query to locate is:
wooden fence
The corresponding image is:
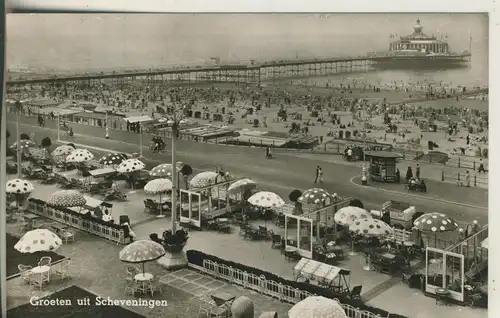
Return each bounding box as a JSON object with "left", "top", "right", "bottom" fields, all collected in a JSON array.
[
  {"left": 189, "top": 259, "right": 385, "bottom": 318},
  {"left": 27, "top": 199, "right": 128, "bottom": 245}
]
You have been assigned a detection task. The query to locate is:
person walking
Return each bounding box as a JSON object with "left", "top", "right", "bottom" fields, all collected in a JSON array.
[
  {"left": 314, "top": 166, "right": 320, "bottom": 183},
  {"left": 105, "top": 126, "right": 110, "bottom": 139},
  {"left": 317, "top": 166, "right": 324, "bottom": 184},
  {"left": 465, "top": 170, "right": 471, "bottom": 187},
  {"left": 478, "top": 158, "right": 486, "bottom": 173},
  {"left": 415, "top": 164, "right": 420, "bottom": 179},
  {"left": 405, "top": 166, "right": 413, "bottom": 183}
]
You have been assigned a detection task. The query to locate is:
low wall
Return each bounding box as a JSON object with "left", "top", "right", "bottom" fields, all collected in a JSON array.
[
  {"left": 28, "top": 198, "right": 129, "bottom": 245},
  {"left": 186, "top": 250, "right": 407, "bottom": 318}
]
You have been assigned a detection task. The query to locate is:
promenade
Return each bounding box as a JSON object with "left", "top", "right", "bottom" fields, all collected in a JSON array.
[{"left": 7, "top": 116, "right": 488, "bottom": 226}]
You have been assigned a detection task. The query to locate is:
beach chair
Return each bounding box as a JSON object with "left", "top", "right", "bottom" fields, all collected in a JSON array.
[
  {"left": 124, "top": 277, "right": 140, "bottom": 296},
  {"left": 38, "top": 256, "right": 52, "bottom": 267},
  {"left": 18, "top": 264, "right": 33, "bottom": 284},
  {"left": 60, "top": 229, "right": 75, "bottom": 243},
  {"left": 55, "top": 259, "right": 71, "bottom": 280},
  {"left": 126, "top": 265, "right": 141, "bottom": 277}
]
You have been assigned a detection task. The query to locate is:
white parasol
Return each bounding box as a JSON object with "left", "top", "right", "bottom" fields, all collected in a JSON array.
[
  {"left": 288, "top": 296, "right": 347, "bottom": 318},
  {"left": 119, "top": 240, "right": 166, "bottom": 274},
  {"left": 334, "top": 206, "right": 372, "bottom": 226},
  {"left": 144, "top": 178, "right": 173, "bottom": 195},
  {"left": 298, "top": 188, "right": 332, "bottom": 205},
  {"left": 149, "top": 163, "right": 183, "bottom": 178},
  {"left": 349, "top": 218, "right": 393, "bottom": 237},
  {"left": 6, "top": 179, "right": 34, "bottom": 194},
  {"left": 189, "top": 171, "right": 219, "bottom": 189},
  {"left": 51, "top": 145, "right": 76, "bottom": 157},
  {"left": 11, "top": 140, "right": 37, "bottom": 151},
  {"left": 117, "top": 158, "right": 146, "bottom": 173},
  {"left": 66, "top": 148, "right": 94, "bottom": 163},
  {"left": 227, "top": 178, "right": 257, "bottom": 193},
  {"left": 47, "top": 190, "right": 87, "bottom": 208},
  {"left": 481, "top": 238, "right": 488, "bottom": 249},
  {"left": 99, "top": 153, "right": 127, "bottom": 166},
  {"left": 14, "top": 229, "right": 63, "bottom": 253},
  {"left": 248, "top": 191, "right": 285, "bottom": 209}
]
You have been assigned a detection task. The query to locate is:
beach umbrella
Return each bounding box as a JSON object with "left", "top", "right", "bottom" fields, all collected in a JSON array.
[
  {"left": 14, "top": 229, "right": 62, "bottom": 253},
  {"left": 144, "top": 178, "right": 173, "bottom": 194},
  {"left": 298, "top": 188, "right": 332, "bottom": 205},
  {"left": 144, "top": 178, "right": 173, "bottom": 218},
  {"left": 66, "top": 148, "right": 94, "bottom": 163},
  {"left": 149, "top": 163, "right": 183, "bottom": 178},
  {"left": 349, "top": 218, "right": 393, "bottom": 237},
  {"left": 227, "top": 178, "right": 257, "bottom": 193},
  {"left": 248, "top": 191, "right": 285, "bottom": 209},
  {"left": 288, "top": 296, "right": 347, "bottom": 318},
  {"left": 119, "top": 240, "right": 165, "bottom": 274},
  {"left": 99, "top": 153, "right": 127, "bottom": 166},
  {"left": 334, "top": 206, "right": 372, "bottom": 226},
  {"left": 413, "top": 212, "right": 459, "bottom": 248},
  {"left": 481, "top": 238, "right": 488, "bottom": 249},
  {"left": 51, "top": 144, "right": 75, "bottom": 157},
  {"left": 10, "top": 140, "right": 36, "bottom": 151},
  {"left": 189, "top": 171, "right": 219, "bottom": 189},
  {"left": 47, "top": 190, "right": 86, "bottom": 208},
  {"left": 6, "top": 178, "right": 34, "bottom": 208},
  {"left": 117, "top": 158, "right": 146, "bottom": 173},
  {"left": 288, "top": 189, "right": 303, "bottom": 203},
  {"left": 6, "top": 179, "right": 34, "bottom": 195}
]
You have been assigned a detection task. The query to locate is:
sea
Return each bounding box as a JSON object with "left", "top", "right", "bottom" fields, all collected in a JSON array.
[{"left": 6, "top": 13, "right": 488, "bottom": 87}]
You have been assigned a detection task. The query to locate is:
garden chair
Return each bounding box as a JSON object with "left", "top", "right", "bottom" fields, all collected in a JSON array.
[
  {"left": 29, "top": 270, "right": 50, "bottom": 290},
  {"left": 148, "top": 276, "right": 163, "bottom": 297},
  {"left": 38, "top": 256, "right": 52, "bottom": 267},
  {"left": 124, "top": 277, "right": 140, "bottom": 296},
  {"left": 17, "top": 217, "right": 28, "bottom": 232},
  {"left": 31, "top": 219, "right": 45, "bottom": 230},
  {"left": 18, "top": 264, "right": 33, "bottom": 284},
  {"left": 55, "top": 259, "right": 71, "bottom": 280},
  {"left": 349, "top": 285, "right": 363, "bottom": 301},
  {"left": 60, "top": 229, "right": 75, "bottom": 243},
  {"left": 271, "top": 234, "right": 282, "bottom": 248},
  {"left": 126, "top": 265, "right": 141, "bottom": 277}
]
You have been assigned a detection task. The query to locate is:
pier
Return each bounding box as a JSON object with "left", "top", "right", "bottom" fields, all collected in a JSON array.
[{"left": 6, "top": 52, "right": 471, "bottom": 88}]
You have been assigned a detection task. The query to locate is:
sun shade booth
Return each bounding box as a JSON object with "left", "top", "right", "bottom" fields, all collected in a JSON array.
[
  {"left": 294, "top": 258, "right": 351, "bottom": 294},
  {"left": 68, "top": 196, "right": 113, "bottom": 220},
  {"left": 182, "top": 176, "right": 245, "bottom": 229},
  {"left": 365, "top": 151, "right": 402, "bottom": 183}
]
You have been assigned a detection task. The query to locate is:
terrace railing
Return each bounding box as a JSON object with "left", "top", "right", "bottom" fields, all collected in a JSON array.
[
  {"left": 445, "top": 225, "right": 488, "bottom": 268},
  {"left": 27, "top": 198, "right": 129, "bottom": 245},
  {"left": 189, "top": 259, "right": 384, "bottom": 318}
]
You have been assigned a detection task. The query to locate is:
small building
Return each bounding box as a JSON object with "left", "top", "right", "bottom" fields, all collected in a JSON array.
[
  {"left": 365, "top": 151, "right": 402, "bottom": 183},
  {"left": 389, "top": 19, "right": 449, "bottom": 54}
]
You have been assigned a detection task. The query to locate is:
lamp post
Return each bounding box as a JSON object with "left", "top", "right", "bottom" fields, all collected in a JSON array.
[
  {"left": 1, "top": 95, "right": 9, "bottom": 318},
  {"left": 170, "top": 113, "right": 178, "bottom": 233},
  {"left": 57, "top": 113, "right": 61, "bottom": 141},
  {"left": 15, "top": 101, "right": 23, "bottom": 178},
  {"left": 138, "top": 124, "right": 144, "bottom": 159}
]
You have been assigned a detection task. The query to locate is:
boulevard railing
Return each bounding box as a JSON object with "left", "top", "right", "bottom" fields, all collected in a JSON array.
[
  {"left": 440, "top": 170, "right": 488, "bottom": 188},
  {"left": 188, "top": 259, "right": 386, "bottom": 318},
  {"left": 27, "top": 198, "right": 129, "bottom": 245}
]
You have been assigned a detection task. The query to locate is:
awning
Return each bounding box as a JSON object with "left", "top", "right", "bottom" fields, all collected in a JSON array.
[
  {"left": 124, "top": 115, "right": 152, "bottom": 123},
  {"left": 293, "top": 258, "right": 349, "bottom": 283},
  {"left": 89, "top": 167, "right": 116, "bottom": 177}
]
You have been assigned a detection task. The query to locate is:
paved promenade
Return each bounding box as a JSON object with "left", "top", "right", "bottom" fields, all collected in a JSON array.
[{"left": 7, "top": 117, "right": 488, "bottom": 226}]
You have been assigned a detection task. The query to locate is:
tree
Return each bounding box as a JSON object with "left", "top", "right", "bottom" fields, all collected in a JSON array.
[
  {"left": 288, "top": 189, "right": 302, "bottom": 203},
  {"left": 349, "top": 198, "right": 364, "bottom": 209},
  {"left": 41, "top": 137, "right": 52, "bottom": 150},
  {"left": 20, "top": 133, "right": 30, "bottom": 140}
]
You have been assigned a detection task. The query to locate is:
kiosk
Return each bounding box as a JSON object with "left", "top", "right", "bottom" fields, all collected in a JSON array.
[{"left": 365, "top": 151, "right": 402, "bottom": 183}]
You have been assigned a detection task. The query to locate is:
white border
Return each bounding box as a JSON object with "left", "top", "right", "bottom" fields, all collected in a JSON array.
[
  {"left": 3, "top": 1, "right": 498, "bottom": 318},
  {"left": 7, "top": 0, "right": 495, "bottom": 13}
]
